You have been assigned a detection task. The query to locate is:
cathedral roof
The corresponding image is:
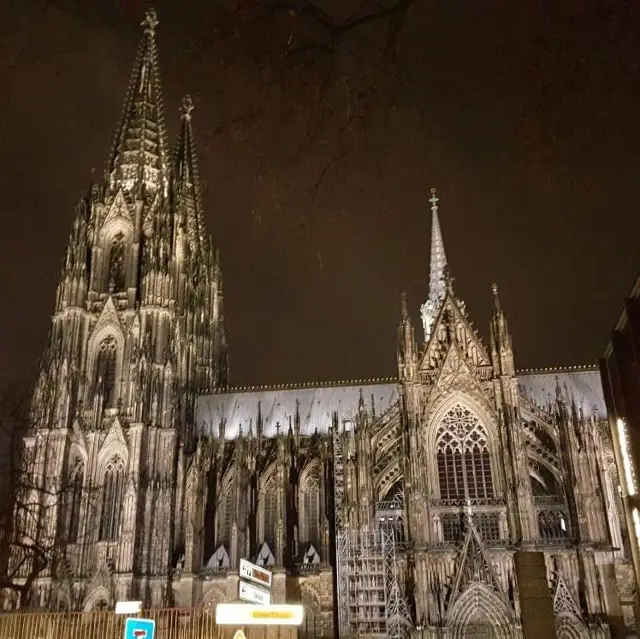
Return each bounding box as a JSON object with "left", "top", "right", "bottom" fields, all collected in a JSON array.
[
  {"left": 198, "top": 366, "right": 606, "bottom": 439},
  {"left": 517, "top": 365, "right": 605, "bottom": 420},
  {"left": 197, "top": 380, "right": 398, "bottom": 439}
]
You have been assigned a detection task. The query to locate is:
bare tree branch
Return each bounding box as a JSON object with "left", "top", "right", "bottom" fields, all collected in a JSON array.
[{"left": 0, "top": 388, "right": 100, "bottom": 609}]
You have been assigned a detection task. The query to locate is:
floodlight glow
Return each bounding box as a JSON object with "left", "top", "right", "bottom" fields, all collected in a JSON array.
[
  {"left": 617, "top": 418, "right": 637, "bottom": 496},
  {"left": 633, "top": 508, "right": 640, "bottom": 552}
]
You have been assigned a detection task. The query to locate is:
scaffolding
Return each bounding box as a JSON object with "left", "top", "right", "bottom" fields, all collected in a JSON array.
[{"left": 332, "top": 421, "right": 411, "bottom": 638}]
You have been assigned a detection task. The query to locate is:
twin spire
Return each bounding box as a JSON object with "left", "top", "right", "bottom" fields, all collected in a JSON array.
[
  {"left": 420, "top": 188, "right": 449, "bottom": 340},
  {"left": 107, "top": 9, "right": 196, "bottom": 200}
]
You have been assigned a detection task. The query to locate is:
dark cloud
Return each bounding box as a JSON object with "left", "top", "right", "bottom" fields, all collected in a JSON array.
[{"left": 0, "top": 0, "right": 639, "bottom": 390}]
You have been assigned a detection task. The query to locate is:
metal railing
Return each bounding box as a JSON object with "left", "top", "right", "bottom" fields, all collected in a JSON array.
[{"left": 0, "top": 607, "right": 301, "bottom": 639}]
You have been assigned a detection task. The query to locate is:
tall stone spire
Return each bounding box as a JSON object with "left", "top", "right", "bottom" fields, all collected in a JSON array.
[
  {"left": 172, "top": 95, "right": 205, "bottom": 258},
  {"left": 489, "top": 283, "right": 515, "bottom": 377},
  {"left": 107, "top": 9, "right": 169, "bottom": 195},
  {"left": 420, "top": 188, "right": 449, "bottom": 341}
]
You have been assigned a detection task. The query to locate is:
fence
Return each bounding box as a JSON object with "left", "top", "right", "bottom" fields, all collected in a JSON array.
[{"left": 0, "top": 608, "right": 301, "bottom": 639}]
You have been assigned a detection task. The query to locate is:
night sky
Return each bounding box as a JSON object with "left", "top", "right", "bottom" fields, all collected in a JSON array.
[{"left": 1, "top": 1, "right": 639, "bottom": 391}]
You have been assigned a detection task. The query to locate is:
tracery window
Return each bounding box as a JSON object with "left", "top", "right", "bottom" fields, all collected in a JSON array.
[
  {"left": 442, "top": 513, "right": 464, "bottom": 542},
  {"left": 99, "top": 456, "right": 125, "bottom": 542},
  {"left": 538, "top": 510, "right": 568, "bottom": 539},
  {"left": 436, "top": 404, "right": 494, "bottom": 501},
  {"left": 95, "top": 337, "right": 117, "bottom": 407},
  {"left": 474, "top": 512, "right": 500, "bottom": 541},
  {"left": 301, "top": 469, "right": 321, "bottom": 545},
  {"left": 217, "top": 481, "right": 235, "bottom": 548},
  {"left": 64, "top": 458, "right": 84, "bottom": 543},
  {"left": 261, "top": 479, "right": 278, "bottom": 549},
  {"left": 107, "top": 232, "right": 126, "bottom": 292},
  {"left": 441, "top": 512, "right": 500, "bottom": 542}
]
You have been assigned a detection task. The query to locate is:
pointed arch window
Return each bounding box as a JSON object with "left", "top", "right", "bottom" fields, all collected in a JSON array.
[
  {"left": 95, "top": 337, "right": 117, "bottom": 407},
  {"left": 64, "top": 458, "right": 84, "bottom": 543},
  {"left": 99, "top": 456, "right": 125, "bottom": 542},
  {"left": 261, "top": 479, "right": 278, "bottom": 550},
  {"left": 216, "top": 480, "right": 235, "bottom": 549},
  {"left": 436, "top": 404, "right": 494, "bottom": 501},
  {"left": 301, "top": 468, "right": 321, "bottom": 546},
  {"left": 107, "top": 232, "right": 126, "bottom": 292}
]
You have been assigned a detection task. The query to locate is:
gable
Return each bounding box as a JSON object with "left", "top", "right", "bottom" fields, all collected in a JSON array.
[
  {"left": 419, "top": 293, "right": 491, "bottom": 374},
  {"left": 102, "top": 188, "right": 133, "bottom": 235},
  {"left": 92, "top": 295, "right": 122, "bottom": 336},
  {"left": 426, "top": 342, "right": 493, "bottom": 412}
]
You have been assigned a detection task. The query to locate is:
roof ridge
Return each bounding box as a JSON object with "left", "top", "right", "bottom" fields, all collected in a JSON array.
[
  {"left": 208, "top": 377, "right": 399, "bottom": 394},
  {"left": 517, "top": 364, "right": 599, "bottom": 374}
]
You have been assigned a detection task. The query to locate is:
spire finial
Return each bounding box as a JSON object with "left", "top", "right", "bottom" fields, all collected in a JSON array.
[
  {"left": 429, "top": 187, "right": 439, "bottom": 210},
  {"left": 142, "top": 9, "right": 159, "bottom": 37},
  {"left": 400, "top": 292, "right": 409, "bottom": 320},
  {"left": 491, "top": 282, "right": 500, "bottom": 309},
  {"left": 181, "top": 95, "right": 194, "bottom": 120}
]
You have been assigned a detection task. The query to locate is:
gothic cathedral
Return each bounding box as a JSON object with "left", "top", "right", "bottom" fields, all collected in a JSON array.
[{"left": 15, "top": 9, "right": 638, "bottom": 638}]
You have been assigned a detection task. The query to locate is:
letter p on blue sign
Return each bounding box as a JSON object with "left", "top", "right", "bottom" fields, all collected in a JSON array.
[{"left": 124, "top": 618, "right": 156, "bottom": 639}]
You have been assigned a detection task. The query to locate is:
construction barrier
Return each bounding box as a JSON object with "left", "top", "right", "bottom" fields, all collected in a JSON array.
[{"left": 0, "top": 607, "right": 303, "bottom": 639}]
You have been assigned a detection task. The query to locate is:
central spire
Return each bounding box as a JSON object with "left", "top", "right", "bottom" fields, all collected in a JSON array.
[
  {"left": 106, "top": 8, "right": 169, "bottom": 196},
  {"left": 421, "top": 188, "right": 449, "bottom": 341}
]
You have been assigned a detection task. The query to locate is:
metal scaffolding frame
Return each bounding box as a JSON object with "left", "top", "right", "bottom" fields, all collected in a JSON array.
[{"left": 332, "top": 420, "right": 411, "bottom": 638}]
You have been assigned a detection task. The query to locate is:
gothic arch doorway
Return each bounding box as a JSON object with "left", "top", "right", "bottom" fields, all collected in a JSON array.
[
  {"left": 447, "top": 584, "right": 518, "bottom": 639},
  {"left": 556, "top": 613, "right": 589, "bottom": 639}
]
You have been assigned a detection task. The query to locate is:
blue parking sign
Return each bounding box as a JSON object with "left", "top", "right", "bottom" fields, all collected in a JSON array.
[{"left": 124, "top": 618, "right": 156, "bottom": 639}]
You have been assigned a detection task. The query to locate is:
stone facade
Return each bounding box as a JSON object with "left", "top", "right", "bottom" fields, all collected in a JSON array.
[{"left": 14, "top": 9, "right": 638, "bottom": 639}]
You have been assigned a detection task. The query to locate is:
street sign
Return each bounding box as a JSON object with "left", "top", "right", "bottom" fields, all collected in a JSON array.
[
  {"left": 124, "top": 618, "right": 156, "bottom": 639},
  {"left": 216, "top": 604, "right": 304, "bottom": 626},
  {"left": 115, "top": 601, "right": 142, "bottom": 615},
  {"left": 239, "top": 581, "right": 271, "bottom": 606},
  {"left": 239, "top": 558, "right": 273, "bottom": 589}
]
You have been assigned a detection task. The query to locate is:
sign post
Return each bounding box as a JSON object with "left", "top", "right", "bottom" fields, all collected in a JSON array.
[
  {"left": 239, "top": 581, "right": 271, "bottom": 606},
  {"left": 123, "top": 617, "right": 156, "bottom": 639},
  {"left": 238, "top": 558, "right": 272, "bottom": 607},
  {"left": 239, "top": 558, "right": 272, "bottom": 589}
]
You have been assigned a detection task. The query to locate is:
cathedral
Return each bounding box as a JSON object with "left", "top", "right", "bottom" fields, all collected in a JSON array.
[{"left": 12, "top": 9, "right": 639, "bottom": 638}]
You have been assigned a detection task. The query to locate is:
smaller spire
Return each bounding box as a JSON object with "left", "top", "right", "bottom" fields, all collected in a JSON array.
[
  {"left": 490, "top": 283, "right": 514, "bottom": 377},
  {"left": 421, "top": 187, "right": 449, "bottom": 342},
  {"left": 173, "top": 94, "right": 207, "bottom": 258},
  {"left": 400, "top": 292, "right": 409, "bottom": 321},
  {"left": 398, "top": 292, "right": 417, "bottom": 381},
  {"left": 428, "top": 187, "right": 448, "bottom": 304},
  {"left": 491, "top": 282, "right": 501, "bottom": 311}
]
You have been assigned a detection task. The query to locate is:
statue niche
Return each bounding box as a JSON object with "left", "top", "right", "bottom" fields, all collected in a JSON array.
[{"left": 107, "top": 232, "right": 127, "bottom": 293}]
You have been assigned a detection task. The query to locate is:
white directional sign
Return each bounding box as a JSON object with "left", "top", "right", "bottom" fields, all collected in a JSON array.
[
  {"left": 239, "top": 581, "right": 271, "bottom": 606},
  {"left": 239, "top": 558, "right": 273, "bottom": 589},
  {"left": 216, "top": 604, "right": 304, "bottom": 626},
  {"left": 115, "top": 601, "right": 142, "bottom": 615}
]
